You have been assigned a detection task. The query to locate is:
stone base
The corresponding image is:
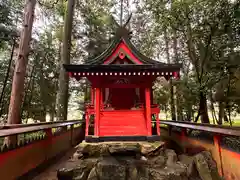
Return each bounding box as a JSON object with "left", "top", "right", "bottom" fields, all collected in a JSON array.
[
  {"left": 57, "top": 141, "right": 221, "bottom": 180},
  {"left": 85, "top": 135, "right": 161, "bottom": 143},
  {"left": 78, "top": 141, "right": 165, "bottom": 157}
]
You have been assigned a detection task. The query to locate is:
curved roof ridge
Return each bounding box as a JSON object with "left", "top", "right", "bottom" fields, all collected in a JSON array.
[
  {"left": 85, "top": 27, "right": 165, "bottom": 65},
  {"left": 86, "top": 37, "right": 120, "bottom": 65},
  {"left": 122, "top": 37, "right": 163, "bottom": 65}
]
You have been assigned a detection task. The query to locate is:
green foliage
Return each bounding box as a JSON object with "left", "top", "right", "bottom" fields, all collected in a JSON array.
[
  {"left": 0, "top": 0, "right": 21, "bottom": 48},
  {"left": 146, "top": 0, "right": 240, "bottom": 122},
  {"left": 0, "top": 0, "right": 240, "bottom": 123}
]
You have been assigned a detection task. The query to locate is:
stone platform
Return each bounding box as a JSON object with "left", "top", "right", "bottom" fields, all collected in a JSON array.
[
  {"left": 57, "top": 141, "right": 221, "bottom": 180},
  {"left": 85, "top": 135, "right": 161, "bottom": 143}
]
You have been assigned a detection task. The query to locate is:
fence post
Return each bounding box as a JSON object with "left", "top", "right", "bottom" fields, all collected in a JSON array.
[
  {"left": 70, "top": 124, "right": 74, "bottom": 146},
  {"left": 213, "top": 134, "right": 224, "bottom": 177},
  {"left": 181, "top": 128, "right": 187, "bottom": 141},
  {"left": 168, "top": 125, "right": 172, "bottom": 136},
  {"left": 44, "top": 128, "right": 53, "bottom": 160},
  {"left": 180, "top": 128, "right": 187, "bottom": 153},
  {"left": 45, "top": 128, "right": 53, "bottom": 139}
]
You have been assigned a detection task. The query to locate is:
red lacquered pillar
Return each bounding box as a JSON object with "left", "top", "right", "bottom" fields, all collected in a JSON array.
[
  {"left": 95, "top": 87, "right": 100, "bottom": 136},
  {"left": 100, "top": 88, "right": 103, "bottom": 107},
  {"left": 145, "top": 87, "right": 152, "bottom": 136},
  {"left": 85, "top": 113, "right": 89, "bottom": 136}
]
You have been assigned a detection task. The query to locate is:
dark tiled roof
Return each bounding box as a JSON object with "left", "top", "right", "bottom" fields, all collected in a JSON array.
[{"left": 85, "top": 27, "right": 164, "bottom": 65}]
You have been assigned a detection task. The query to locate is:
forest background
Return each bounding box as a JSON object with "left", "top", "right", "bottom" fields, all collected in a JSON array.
[{"left": 0, "top": 0, "right": 240, "bottom": 126}]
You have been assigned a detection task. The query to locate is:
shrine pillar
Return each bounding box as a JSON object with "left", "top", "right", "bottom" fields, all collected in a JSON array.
[
  {"left": 91, "top": 87, "right": 95, "bottom": 105},
  {"left": 100, "top": 88, "right": 103, "bottom": 106},
  {"left": 135, "top": 88, "right": 140, "bottom": 104},
  {"left": 145, "top": 87, "right": 152, "bottom": 136},
  {"left": 95, "top": 87, "right": 100, "bottom": 136}
]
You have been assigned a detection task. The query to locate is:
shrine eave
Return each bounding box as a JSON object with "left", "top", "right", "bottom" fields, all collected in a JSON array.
[{"left": 63, "top": 64, "right": 182, "bottom": 73}]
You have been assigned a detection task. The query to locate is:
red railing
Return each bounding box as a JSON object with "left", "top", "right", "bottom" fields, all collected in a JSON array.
[
  {"left": 0, "top": 120, "right": 81, "bottom": 137},
  {"left": 0, "top": 118, "right": 239, "bottom": 179},
  {"left": 0, "top": 120, "right": 84, "bottom": 179},
  {"left": 158, "top": 120, "right": 240, "bottom": 180}
]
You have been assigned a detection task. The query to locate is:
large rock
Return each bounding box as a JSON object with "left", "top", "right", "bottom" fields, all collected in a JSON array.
[
  {"left": 179, "top": 154, "right": 198, "bottom": 178},
  {"left": 57, "top": 158, "right": 98, "bottom": 180},
  {"left": 147, "top": 155, "right": 166, "bottom": 168},
  {"left": 108, "top": 142, "right": 141, "bottom": 156},
  {"left": 96, "top": 157, "right": 126, "bottom": 180},
  {"left": 57, "top": 168, "right": 74, "bottom": 180},
  {"left": 194, "top": 151, "right": 221, "bottom": 180},
  {"left": 140, "top": 142, "right": 165, "bottom": 156},
  {"left": 199, "top": 151, "right": 221, "bottom": 180},
  {"left": 179, "top": 151, "right": 221, "bottom": 180},
  {"left": 57, "top": 142, "right": 220, "bottom": 180},
  {"left": 80, "top": 143, "right": 109, "bottom": 157},
  {"left": 194, "top": 153, "right": 213, "bottom": 180},
  {"left": 149, "top": 163, "right": 188, "bottom": 180},
  {"left": 87, "top": 167, "right": 98, "bottom": 180},
  {"left": 165, "top": 149, "right": 178, "bottom": 166},
  {"left": 127, "top": 166, "right": 138, "bottom": 180}
]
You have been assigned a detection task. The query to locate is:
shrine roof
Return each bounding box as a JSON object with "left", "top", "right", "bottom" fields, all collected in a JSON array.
[
  {"left": 85, "top": 27, "right": 163, "bottom": 65},
  {"left": 63, "top": 26, "right": 182, "bottom": 72}
]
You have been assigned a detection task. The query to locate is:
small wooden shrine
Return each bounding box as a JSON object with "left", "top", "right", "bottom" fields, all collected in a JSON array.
[{"left": 64, "top": 23, "right": 181, "bottom": 142}]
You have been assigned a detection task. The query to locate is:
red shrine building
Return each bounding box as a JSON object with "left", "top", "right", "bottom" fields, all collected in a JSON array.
[{"left": 64, "top": 26, "right": 181, "bottom": 142}]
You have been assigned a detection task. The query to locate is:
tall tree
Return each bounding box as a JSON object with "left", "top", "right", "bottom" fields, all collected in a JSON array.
[
  {"left": 0, "top": 39, "right": 16, "bottom": 115},
  {"left": 56, "top": 0, "right": 75, "bottom": 120},
  {"left": 5, "top": 0, "right": 36, "bottom": 145},
  {"left": 164, "top": 28, "right": 176, "bottom": 120}
]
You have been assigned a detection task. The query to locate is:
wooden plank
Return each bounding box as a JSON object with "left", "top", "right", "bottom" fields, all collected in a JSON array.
[
  {"left": 159, "top": 120, "right": 240, "bottom": 137},
  {"left": 0, "top": 120, "right": 81, "bottom": 129},
  {"left": 0, "top": 121, "right": 81, "bottom": 137}
]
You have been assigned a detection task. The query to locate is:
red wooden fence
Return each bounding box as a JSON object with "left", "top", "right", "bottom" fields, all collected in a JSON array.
[
  {"left": 0, "top": 120, "right": 84, "bottom": 180},
  {"left": 159, "top": 120, "right": 240, "bottom": 180}
]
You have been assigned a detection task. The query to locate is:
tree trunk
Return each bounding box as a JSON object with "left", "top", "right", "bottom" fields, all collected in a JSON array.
[
  {"left": 227, "top": 108, "right": 232, "bottom": 126},
  {"left": 172, "top": 29, "right": 182, "bottom": 121},
  {"left": 25, "top": 73, "right": 35, "bottom": 121},
  {"left": 210, "top": 101, "right": 217, "bottom": 125},
  {"left": 164, "top": 29, "right": 176, "bottom": 120},
  {"left": 199, "top": 92, "right": 210, "bottom": 123},
  {"left": 21, "top": 66, "right": 35, "bottom": 119},
  {"left": 218, "top": 101, "right": 224, "bottom": 125},
  {"left": 56, "top": 0, "right": 75, "bottom": 121},
  {"left": 186, "top": 105, "right": 192, "bottom": 121},
  {"left": 0, "top": 39, "right": 16, "bottom": 116},
  {"left": 50, "top": 106, "right": 55, "bottom": 122},
  {"left": 5, "top": 0, "right": 36, "bottom": 146}
]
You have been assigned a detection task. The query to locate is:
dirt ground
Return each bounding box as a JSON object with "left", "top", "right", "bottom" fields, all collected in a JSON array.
[{"left": 33, "top": 147, "right": 79, "bottom": 180}]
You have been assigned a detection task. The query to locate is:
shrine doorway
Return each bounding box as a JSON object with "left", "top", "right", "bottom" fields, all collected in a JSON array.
[{"left": 110, "top": 88, "right": 136, "bottom": 110}]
